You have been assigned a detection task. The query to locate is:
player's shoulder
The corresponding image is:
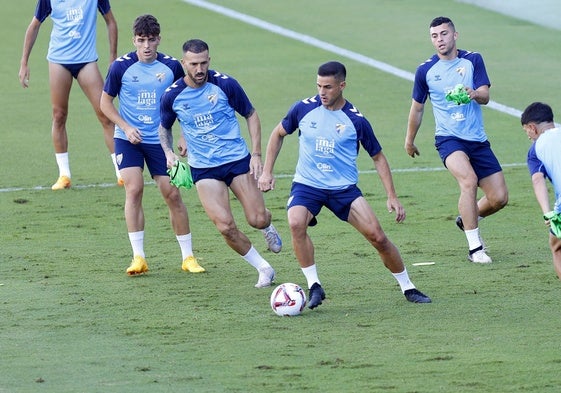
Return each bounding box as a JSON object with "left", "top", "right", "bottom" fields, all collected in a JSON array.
[
  {"left": 457, "top": 49, "right": 484, "bottom": 63},
  {"left": 156, "top": 52, "right": 181, "bottom": 67},
  {"left": 342, "top": 101, "right": 372, "bottom": 128},
  {"left": 163, "top": 78, "right": 186, "bottom": 95},
  {"left": 417, "top": 54, "right": 440, "bottom": 70},
  {"left": 114, "top": 51, "right": 138, "bottom": 65},
  {"left": 108, "top": 51, "right": 137, "bottom": 73},
  {"left": 288, "top": 95, "right": 321, "bottom": 115},
  {"left": 207, "top": 69, "right": 237, "bottom": 85}
]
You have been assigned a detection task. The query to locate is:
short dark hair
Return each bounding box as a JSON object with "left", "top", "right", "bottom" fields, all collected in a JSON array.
[
  {"left": 182, "top": 39, "right": 209, "bottom": 54},
  {"left": 521, "top": 102, "right": 554, "bottom": 125},
  {"left": 430, "top": 16, "right": 455, "bottom": 30},
  {"left": 133, "top": 14, "right": 160, "bottom": 37},
  {"left": 317, "top": 61, "right": 346, "bottom": 81}
]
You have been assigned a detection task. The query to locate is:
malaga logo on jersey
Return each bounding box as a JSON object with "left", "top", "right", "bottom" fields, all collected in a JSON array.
[
  {"left": 335, "top": 123, "right": 346, "bottom": 135},
  {"left": 207, "top": 93, "right": 218, "bottom": 106},
  {"left": 455, "top": 66, "right": 466, "bottom": 77}
]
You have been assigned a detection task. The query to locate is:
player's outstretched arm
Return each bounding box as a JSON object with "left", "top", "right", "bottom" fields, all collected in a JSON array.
[{"left": 258, "top": 122, "right": 287, "bottom": 192}]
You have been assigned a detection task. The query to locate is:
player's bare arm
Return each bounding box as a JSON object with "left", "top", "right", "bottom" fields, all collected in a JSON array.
[
  {"left": 158, "top": 125, "right": 178, "bottom": 168},
  {"left": 258, "top": 122, "right": 287, "bottom": 192},
  {"left": 19, "top": 17, "right": 41, "bottom": 88},
  {"left": 246, "top": 109, "right": 263, "bottom": 179},
  {"left": 372, "top": 151, "right": 406, "bottom": 223},
  {"left": 405, "top": 99, "right": 425, "bottom": 157}
]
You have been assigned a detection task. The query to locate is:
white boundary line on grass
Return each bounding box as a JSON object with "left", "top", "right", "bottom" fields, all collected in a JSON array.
[
  {"left": 180, "top": 0, "right": 524, "bottom": 119},
  {"left": 0, "top": 163, "right": 525, "bottom": 193}
]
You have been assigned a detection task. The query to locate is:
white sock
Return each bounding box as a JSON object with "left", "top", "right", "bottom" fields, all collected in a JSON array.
[
  {"left": 301, "top": 264, "right": 321, "bottom": 289},
  {"left": 392, "top": 269, "right": 415, "bottom": 293},
  {"left": 176, "top": 233, "right": 193, "bottom": 260},
  {"left": 242, "top": 246, "right": 270, "bottom": 270},
  {"left": 55, "top": 152, "right": 70, "bottom": 178},
  {"left": 128, "top": 231, "right": 145, "bottom": 258},
  {"left": 111, "top": 153, "right": 120, "bottom": 179},
  {"left": 465, "top": 228, "right": 483, "bottom": 251}
]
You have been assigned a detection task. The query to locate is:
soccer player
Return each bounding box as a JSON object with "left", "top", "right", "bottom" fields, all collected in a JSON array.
[
  {"left": 19, "top": 0, "right": 122, "bottom": 190},
  {"left": 258, "top": 61, "right": 431, "bottom": 308},
  {"left": 159, "top": 39, "right": 281, "bottom": 288},
  {"left": 100, "top": 15, "right": 204, "bottom": 275},
  {"left": 521, "top": 102, "right": 561, "bottom": 280},
  {"left": 404, "top": 16, "right": 508, "bottom": 263}
]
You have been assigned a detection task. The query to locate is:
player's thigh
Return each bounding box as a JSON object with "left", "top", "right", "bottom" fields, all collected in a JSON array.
[
  {"left": 230, "top": 172, "right": 267, "bottom": 216},
  {"left": 48, "top": 63, "right": 73, "bottom": 110},
  {"left": 196, "top": 178, "right": 235, "bottom": 225},
  {"left": 154, "top": 175, "right": 181, "bottom": 203},
  {"left": 76, "top": 62, "right": 104, "bottom": 110},
  {"left": 121, "top": 166, "right": 144, "bottom": 197},
  {"left": 478, "top": 171, "right": 508, "bottom": 202},
  {"left": 444, "top": 150, "right": 478, "bottom": 186},
  {"left": 347, "top": 196, "right": 383, "bottom": 237}
]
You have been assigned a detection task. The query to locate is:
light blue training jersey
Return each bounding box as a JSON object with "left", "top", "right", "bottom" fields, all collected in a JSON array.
[
  {"left": 160, "top": 70, "right": 254, "bottom": 169},
  {"left": 103, "top": 52, "right": 184, "bottom": 144},
  {"left": 412, "top": 49, "right": 490, "bottom": 142},
  {"left": 34, "top": 0, "right": 111, "bottom": 64},
  {"left": 535, "top": 127, "right": 561, "bottom": 213},
  {"left": 281, "top": 95, "right": 382, "bottom": 190}
]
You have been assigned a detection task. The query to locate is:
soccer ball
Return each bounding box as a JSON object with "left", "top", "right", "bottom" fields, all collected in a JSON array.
[{"left": 270, "top": 283, "right": 307, "bottom": 316}]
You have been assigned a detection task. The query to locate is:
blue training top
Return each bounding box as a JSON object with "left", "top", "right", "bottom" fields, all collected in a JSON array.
[
  {"left": 412, "top": 49, "right": 490, "bottom": 142},
  {"left": 530, "top": 128, "right": 561, "bottom": 213},
  {"left": 35, "top": 0, "right": 111, "bottom": 64},
  {"left": 281, "top": 95, "right": 382, "bottom": 190},
  {"left": 103, "top": 52, "right": 184, "bottom": 144},
  {"left": 160, "top": 70, "right": 254, "bottom": 169}
]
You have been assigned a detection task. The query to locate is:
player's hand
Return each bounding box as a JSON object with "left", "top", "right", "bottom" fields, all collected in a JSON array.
[
  {"left": 19, "top": 65, "right": 30, "bottom": 88},
  {"left": 125, "top": 127, "right": 142, "bottom": 144},
  {"left": 249, "top": 154, "right": 263, "bottom": 180},
  {"left": 177, "top": 136, "right": 187, "bottom": 156},
  {"left": 405, "top": 142, "right": 420, "bottom": 158},
  {"left": 387, "top": 197, "right": 406, "bottom": 223},
  {"left": 258, "top": 172, "right": 275, "bottom": 192},
  {"left": 165, "top": 151, "right": 179, "bottom": 169}
]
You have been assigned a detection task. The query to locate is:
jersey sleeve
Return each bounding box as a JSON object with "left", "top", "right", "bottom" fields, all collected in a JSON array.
[
  {"left": 34, "top": 0, "right": 51, "bottom": 22},
  {"left": 527, "top": 142, "right": 549, "bottom": 179},
  {"left": 160, "top": 87, "right": 179, "bottom": 130},
  {"left": 281, "top": 100, "right": 305, "bottom": 135},
  {"left": 411, "top": 60, "right": 431, "bottom": 104},
  {"left": 355, "top": 116, "right": 382, "bottom": 157},
  {"left": 211, "top": 72, "right": 254, "bottom": 118},
  {"left": 97, "top": 0, "right": 112, "bottom": 15},
  {"left": 468, "top": 52, "right": 491, "bottom": 90},
  {"left": 103, "top": 53, "right": 132, "bottom": 97}
]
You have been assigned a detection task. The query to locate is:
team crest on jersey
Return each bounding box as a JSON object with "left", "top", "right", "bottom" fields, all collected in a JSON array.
[
  {"left": 455, "top": 66, "right": 466, "bottom": 77},
  {"left": 335, "top": 123, "right": 346, "bottom": 135},
  {"left": 116, "top": 153, "right": 123, "bottom": 166},
  {"left": 207, "top": 93, "right": 218, "bottom": 106},
  {"left": 156, "top": 72, "right": 166, "bottom": 83}
]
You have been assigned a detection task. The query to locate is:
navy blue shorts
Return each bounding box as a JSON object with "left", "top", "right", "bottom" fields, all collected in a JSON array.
[
  {"left": 435, "top": 136, "right": 502, "bottom": 180},
  {"left": 114, "top": 138, "right": 168, "bottom": 177},
  {"left": 190, "top": 154, "right": 250, "bottom": 186},
  {"left": 287, "top": 182, "right": 363, "bottom": 225},
  {"left": 60, "top": 61, "right": 93, "bottom": 79}
]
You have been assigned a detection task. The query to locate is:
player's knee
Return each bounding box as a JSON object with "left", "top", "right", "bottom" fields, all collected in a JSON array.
[
  {"left": 491, "top": 190, "right": 508, "bottom": 211},
  {"left": 367, "top": 231, "right": 390, "bottom": 250},
  {"left": 217, "top": 221, "right": 239, "bottom": 241},
  {"left": 52, "top": 108, "right": 68, "bottom": 126}
]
